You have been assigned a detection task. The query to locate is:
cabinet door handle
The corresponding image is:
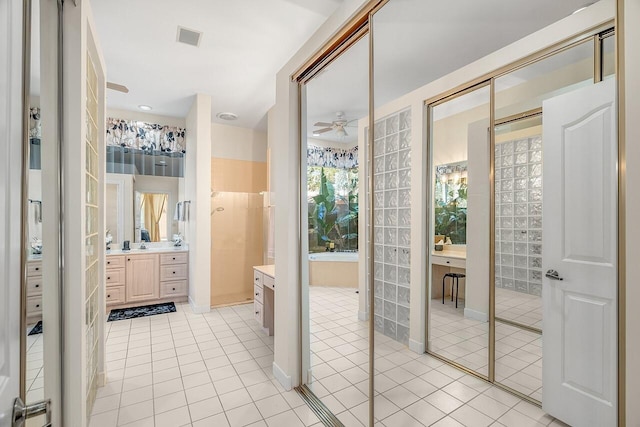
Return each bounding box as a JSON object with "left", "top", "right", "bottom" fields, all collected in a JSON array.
[
  {"left": 255, "top": 311, "right": 259, "bottom": 314},
  {"left": 446, "top": 261, "right": 450, "bottom": 264},
  {"left": 35, "top": 267, "right": 39, "bottom": 271},
  {"left": 35, "top": 284, "right": 39, "bottom": 288},
  {"left": 127, "top": 258, "right": 130, "bottom": 261},
  {"left": 107, "top": 261, "right": 111, "bottom": 265},
  {"left": 36, "top": 304, "right": 40, "bottom": 308},
  {"left": 172, "top": 271, "right": 176, "bottom": 274},
  {"left": 107, "top": 277, "right": 110, "bottom": 280},
  {"left": 172, "top": 257, "right": 176, "bottom": 260},
  {"left": 107, "top": 294, "right": 111, "bottom": 298},
  {"left": 255, "top": 293, "right": 259, "bottom": 296},
  {"left": 172, "top": 288, "right": 176, "bottom": 291}
]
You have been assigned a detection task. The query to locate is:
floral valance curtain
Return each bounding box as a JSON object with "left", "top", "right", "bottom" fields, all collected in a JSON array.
[
  {"left": 106, "top": 118, "right": 187, "bottom": 154},
  {"left": 307, "top": 145, "right": 358, "bottom": 170}
]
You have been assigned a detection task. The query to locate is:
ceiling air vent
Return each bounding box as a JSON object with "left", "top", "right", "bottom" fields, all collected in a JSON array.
[{"left": 176, "top": 26, "right": 202, "bottom": 47}]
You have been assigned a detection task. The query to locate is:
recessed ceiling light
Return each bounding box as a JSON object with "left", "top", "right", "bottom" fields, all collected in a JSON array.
[
  {"left": 138, "top": 105, "right": 152, "bottom": 111},
  {"left": 216, "top": 112, "right": 238, "bottom": 121}
]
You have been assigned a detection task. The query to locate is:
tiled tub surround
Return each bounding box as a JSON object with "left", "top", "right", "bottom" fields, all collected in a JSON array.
[
  {"left": 494, "top": 135, "right": 543, "bottom": 298},
  {"left": 372, "top": 108, "right": 412, "bottom": 345}
]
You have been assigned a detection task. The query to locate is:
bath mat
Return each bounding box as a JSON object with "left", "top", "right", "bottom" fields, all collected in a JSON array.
[
  {"left": 28, "top": 321, "right": 43, "bottom": 336},
  {"left": 108, "top": 302, "right": 176, "bottom": 322}
]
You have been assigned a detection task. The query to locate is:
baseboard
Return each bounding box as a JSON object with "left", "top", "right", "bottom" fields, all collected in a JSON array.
[
  {"left": 358, "top": 310, "right": 368, "bottom": 321},
  {"left": 188, "top": 296, "right": 211, "bottom": 314},
  {"left": 409, "top": 339, "right": 425, "bottom": 354},
  {"left": 273, "top": 361, "right": 292, "bottom": 391},
  {"left": 464, "top": 307, "right": 488, "bottom": 322}
]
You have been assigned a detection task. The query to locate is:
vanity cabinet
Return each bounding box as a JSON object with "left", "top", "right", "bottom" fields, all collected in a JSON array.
[
  {"left": 126, "top": 254, "right": 160, "bottom": 302},
  {"left": 26, "top": 260, "right": 43, "bottom": 321},
  {"left": 106, "top": 250, "right": 188, "bottom": 310},
  {"left": 253, "top": 265, "right": 275, "bottom": 336}
]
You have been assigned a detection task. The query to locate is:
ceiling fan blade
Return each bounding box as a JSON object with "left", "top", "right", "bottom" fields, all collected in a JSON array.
[
  {"left": 314, "top": 122, "right": 333, "bottom": 127},
  {"left": 314, "top": 128, "right": 333, "bottom": 134},
  {"left": 107, "top": 82, "right": 129, "bottom": 93}
]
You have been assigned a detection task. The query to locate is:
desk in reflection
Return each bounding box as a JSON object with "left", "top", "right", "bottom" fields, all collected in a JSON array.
[{"left": 431, "top": 247, "right": 466, "bottom": 302}]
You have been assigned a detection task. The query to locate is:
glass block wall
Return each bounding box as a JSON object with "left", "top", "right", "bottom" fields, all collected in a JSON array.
[
  {"left": 495, "top": 135, "right": 543, "bottom": 296},
  {"left": 85, "top": 53, "right": 100, "bottom": 417},
  {"left": 372, "top": 107, "right": 411, "bottom": 345}
]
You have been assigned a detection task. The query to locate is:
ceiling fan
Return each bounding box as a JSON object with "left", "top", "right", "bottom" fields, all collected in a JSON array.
[{"left": 313, "top": 111, "right": 355, "bottom": 138}]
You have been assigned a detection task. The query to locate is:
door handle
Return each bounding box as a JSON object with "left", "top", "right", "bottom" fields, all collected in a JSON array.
[
  {"left": 545, "top": 269, "right": 563, "bottom": 281},
  {"left": 12, "top": 397, "right": 51, "bottom": 427}
]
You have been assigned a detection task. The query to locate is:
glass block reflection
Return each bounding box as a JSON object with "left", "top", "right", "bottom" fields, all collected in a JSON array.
[{"left": 495, "top": 135, "right": 543, "bottom": 296}]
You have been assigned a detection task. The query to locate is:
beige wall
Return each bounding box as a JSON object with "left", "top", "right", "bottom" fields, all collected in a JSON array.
[
  {"left": 211, "top": 158, "right": 267, "bottom": 193},
  {"left": 211, "top": 122, "right": 267, "bottom": 162}
]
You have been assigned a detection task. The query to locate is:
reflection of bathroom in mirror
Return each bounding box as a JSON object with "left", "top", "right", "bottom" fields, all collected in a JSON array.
[
  {"left": 434, "top": 160, "right": 467, "bottom": 245},
  {"left": 25, "top": 0, "right": 45, "bottom": 409},
  {"left": 105, "top": 173, "right": 184, "bottom": 245},
  {"left": 428, "top": 83, "right": 490, "bottom": 377}
]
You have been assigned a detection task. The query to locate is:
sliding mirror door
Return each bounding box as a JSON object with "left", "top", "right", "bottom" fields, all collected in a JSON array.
[
  {"left": 300, "top": 33, "right": 370, "bottom": 426},
  {"left": 428, "top": 84, "right": 491, "bottom": 377},
  {"left": 493, "top": 38, "right": 596, "bottom": 402}
]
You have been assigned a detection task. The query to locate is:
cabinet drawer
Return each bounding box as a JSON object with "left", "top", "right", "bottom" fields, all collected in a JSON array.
[
  {"left": 26, "top": 296, "right": 42, "bottom": 317},
  {"left": 263, "top": 274, "right": 275, "bottom": 290},
  {"left": 106, "top": 255, "right": 125, "bottom": 269},
  {"left": 26, "top": 276, "right": 43, "bottom": 296},
  {"left": 160, "top": 281, "right": 187, "bottom": 298},
  {"left": 253, "top": 270, "right": 263, "bottom": 287},
  {"left": 254, "top": 284, "right": 263, "bottom": 304},
  {"left": 160, "top": 264, "right": 188, "bottom": 281},
  {"left": 432, "top": 255, "right": 466, "bottom": 270},
  {"left": 106, "top": 286, "right": 126, "bottom": 305},
  {"left": 106, "top": 268, "right": 125, "bottom": 286},
  {"left": 160, "top": 253, "right": 188, "bottom": 265},
  {"left": 254, "top": 301, "right": 263, "bottom": 325},
  {"left": 27, "top": 261, "right": 42, "bottom": 277}
]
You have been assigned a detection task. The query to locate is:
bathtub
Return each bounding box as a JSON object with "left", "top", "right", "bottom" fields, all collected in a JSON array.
[{"left": 308, "top": 251, "right": 359, "bottom": 287}]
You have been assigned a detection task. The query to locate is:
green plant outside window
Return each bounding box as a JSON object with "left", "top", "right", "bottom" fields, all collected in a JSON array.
[
  {"left": 308, "top": 166, "right": 358, "bottom": 253},
  {"left": 434, "top": 162, "right": 467, "bottom": 244}
]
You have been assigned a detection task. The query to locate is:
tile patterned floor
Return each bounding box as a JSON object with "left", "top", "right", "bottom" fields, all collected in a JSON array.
[
  {"left": 25, "top": 325, "right": 46, "bottom": 427},
  {"left": 495, "top": 288, "right": 542, "bottom": 329},
  {"left": 87, "top": 288, "right": 557, "bottom": 427}
]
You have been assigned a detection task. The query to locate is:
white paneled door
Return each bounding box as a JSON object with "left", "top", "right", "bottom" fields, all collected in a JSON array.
[
  {"left": 542, "top": 78, "right": 617, "bottom": 427},
  {"left": 0, "top": 0, "right": 24, "bottom": 424}
]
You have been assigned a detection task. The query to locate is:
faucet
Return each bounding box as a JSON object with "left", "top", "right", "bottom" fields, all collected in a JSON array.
[{"left": 139, "top": 241, "right": 147, "bottom": 250}]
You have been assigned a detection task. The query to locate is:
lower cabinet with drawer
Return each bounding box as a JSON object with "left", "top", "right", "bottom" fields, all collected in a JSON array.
[
  {"left": 106, "top": 251, "right": 189, "bottom": 311},
  {"left": 26, "top": 260, "right": 43, "bottom": 322},
  {"left": 253, "top": 265, "right": 275, "bottom": 336}
]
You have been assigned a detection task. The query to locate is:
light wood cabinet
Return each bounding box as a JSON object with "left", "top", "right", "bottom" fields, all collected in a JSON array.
[
  {"left": 253, "top": 265, "right": 275, "bottom": 336},
  {"left": 125, "top": 254, "right": 159, "bottom": 302},
  {"left": 26, "top": 260, "right": 43, "bottom": 321},
  {"left": 106, "top": 250, "right": 188, "bottom": 310}
]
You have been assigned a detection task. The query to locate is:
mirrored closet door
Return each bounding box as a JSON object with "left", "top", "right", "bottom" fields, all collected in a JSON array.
[{"left": 299, "top": 32, "right": 370, "bottom": 426}]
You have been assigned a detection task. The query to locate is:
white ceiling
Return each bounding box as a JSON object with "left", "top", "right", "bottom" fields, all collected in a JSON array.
[
  {"left": 305, "top": 0, "right": 604, "bottom": 144},
  {"left": 90, "top": 0, "right": 344, "bottom": 129}
]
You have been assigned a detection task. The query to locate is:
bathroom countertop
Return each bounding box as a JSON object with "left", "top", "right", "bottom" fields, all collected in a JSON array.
[
  {"left": 28, "top": 254, "right": 43, "bottom": 261},
  {"left": 431, "top": 248, "right": 466, "bottom": 260},
  {"left": 254, "top": 264, "right": 275, "bottom": 278},
  {"left": 107, "top": 246, "right": 189, "bottom": 255}
]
